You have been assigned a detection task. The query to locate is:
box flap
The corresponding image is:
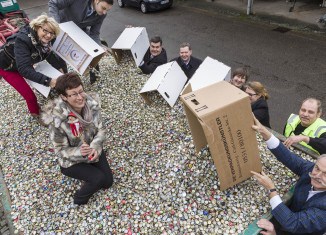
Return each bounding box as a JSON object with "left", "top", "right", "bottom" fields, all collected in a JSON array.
[
  {"left": 183, "top": 104, "right": 208, "bottom": 152},
  {"left": 156, "top": 61, "right": 188, "bottom": 107},
  {"left": 140, "top": 62, "right": 172, "bottom": 93},
  {"left": 26, "top": 61, "right": 63, "bottom": 97},
  {"left": 182, "top": 56, "right": 231, "bottom": 94},
  {"left": 140, "top": 61, "right": 187, "bottom": 107},
  {"left": 112, "top": 27, "right": 147, "bottom": 49}
]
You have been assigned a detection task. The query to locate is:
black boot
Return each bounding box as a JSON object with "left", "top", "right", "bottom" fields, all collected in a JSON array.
[{"left": 90, "top": 64, "right": 100, "bottom": 84}]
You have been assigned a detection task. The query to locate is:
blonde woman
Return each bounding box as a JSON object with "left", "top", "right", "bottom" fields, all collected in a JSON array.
[
  {"left": 0, "top": 14, "right": 66, "bottom": 118},
  {"left": 245, "top": 81, "right": 271, "bottom": 128}
]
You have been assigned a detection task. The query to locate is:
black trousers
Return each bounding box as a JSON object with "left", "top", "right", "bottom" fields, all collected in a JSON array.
[{"left": 61, "top": 150, "right": 113, "bottom": 205}]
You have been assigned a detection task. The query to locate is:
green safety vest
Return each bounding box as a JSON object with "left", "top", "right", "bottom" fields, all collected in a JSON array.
[{"left": 284, "top": 113, "right": 326, "bottom": 154}]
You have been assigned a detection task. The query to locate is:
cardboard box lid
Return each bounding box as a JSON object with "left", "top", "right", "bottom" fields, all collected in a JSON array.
[
  {"left": 56, "top": 21, "right": 105, "bottom": 57},
  {"left": 26, "top": 61, "right": 63, "bottom": 97},
  {"left": 182, "top": 56, "right": 231, "bottom": 95},
  {"left": 140, "top": 61, "right": 188, "bottom": 107},
  {"left": 112, "top": 27, "right": 147, "bottom": 49}
]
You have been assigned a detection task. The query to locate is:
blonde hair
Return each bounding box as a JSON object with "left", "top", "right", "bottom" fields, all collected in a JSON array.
[
  {"left": 246, "top": 81, "right": 269, "bottom": 100},
  {"left": 29, "top": 14, "right": 60, "bottom": 37}
]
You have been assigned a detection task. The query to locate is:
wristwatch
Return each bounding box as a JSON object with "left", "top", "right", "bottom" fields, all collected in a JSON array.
[{"left": 269, "top": 188, "right": 277, "bottom": 193}]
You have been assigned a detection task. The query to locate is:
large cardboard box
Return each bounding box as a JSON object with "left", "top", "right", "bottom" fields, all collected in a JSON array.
[
  {"left": 26, "top": 62, "right": 63, "bottom": 97},
  {"left": 111, "top": 27, "right": 149, "bottom": 66},
  {"left": 52, "top": 21, "right": 105, "bottom": 75},
  {"left": 182, "top": 56, "right": 231, "bottom": 95},
  {"left": 140, "top": 61, "right": 187, "bottom": 107},
  {"left": 180, "top": 81, "right": 262, "bottom": 190}
]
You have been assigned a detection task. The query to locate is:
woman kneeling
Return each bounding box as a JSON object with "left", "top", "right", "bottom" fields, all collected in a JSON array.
[{"left": 42, "top": 72, "right": 113, "bottom": 205}]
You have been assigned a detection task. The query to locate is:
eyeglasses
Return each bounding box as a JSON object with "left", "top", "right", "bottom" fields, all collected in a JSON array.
[
  {"left": 41, "top": 27, "right": 55, "bottom": 37},
  {"left": 66, "top": 90, "right": 85, "bottom": 98},
  {"left": 246, "top": 93, "right": 258, "bottom": 97}
]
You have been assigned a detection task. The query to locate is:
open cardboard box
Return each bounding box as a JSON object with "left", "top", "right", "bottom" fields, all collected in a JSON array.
[
  {"left": 182, "top": 56, "right": 231, "bottom": 95},
  {"left": 52, "top": 21, "right": 105, "bottom": 75},
  {"left": 111, "top": 27, "right": 149, "bottom": 66},
  {"left": 140, "top": 61, "right": 187, "bottom": 107},
  {"left": 26, "top": 61, "right": 63, "bottom": 98},
  {"left": 180, "top": 81, "right": 262, "bottom": 190}
]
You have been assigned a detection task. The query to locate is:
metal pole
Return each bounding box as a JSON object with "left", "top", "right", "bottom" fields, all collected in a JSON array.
[{"left": 247, "top": 0, "right": 253, "bottom": 15}]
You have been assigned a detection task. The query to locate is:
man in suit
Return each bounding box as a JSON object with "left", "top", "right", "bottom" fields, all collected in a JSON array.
[
  {"left": 139, "top": 36, "right": 167, "bottom": 74},
  {"left": 283, "top": 98, "right": 326, "bottom": 154},
  {"left": 171, "top": 42, "right": 202, "bottom": 82},
  {"left": 251, "top": 117, "right": 326, "bottom": 235}
]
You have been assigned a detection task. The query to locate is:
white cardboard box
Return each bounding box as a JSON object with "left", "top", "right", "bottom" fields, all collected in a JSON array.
[
  {"left": 52, "top": 21, "right": 105, "bottom": 75},
  {"left": 140, "top": 61, "right": 187, "bottom": 107},
  {"left": 111, "top": 27, "right": 149, "bottom": 66},
  {"left": 182, "top": 56, "right": 231, "bottom": 94},
  {"left": 26, "top": 62, "right": 63, "bottom": 97}
]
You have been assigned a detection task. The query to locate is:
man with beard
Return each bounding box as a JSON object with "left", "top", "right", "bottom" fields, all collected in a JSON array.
[{"left": 283, "top": 98, "right": 326, "bottom": 154}]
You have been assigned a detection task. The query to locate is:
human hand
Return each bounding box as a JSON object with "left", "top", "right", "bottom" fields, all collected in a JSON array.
[
  {"left": 88, "top": 149, "right": 99, "bottom": 161},
  {"left": 251, "top": 115, "right": 271, "bottom": 141},
  {"left": 251, "top": 171, "right": 275, "bottom": 191},
  {"left": 80, "top": 143, "right": 92, "bottom": 156},
  {"left": 49, "top": 79, "right": 56, "bottom": 88},
  {"left": 257, "top": 219, "right": 276, "bottom": 235},
  {"left": 283, "top": 135, "right": 309, "bottom": 148}
]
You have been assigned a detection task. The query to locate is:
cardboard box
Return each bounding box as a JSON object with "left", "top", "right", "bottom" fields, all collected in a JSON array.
[
  {"left": 180, "top": 81, "right": 262, "bottom": 190},
  {"left": 26, "top": 61, "right": 63, "bottom": 97},
  {"left": 111, "top": 27, "right": 149, "bottom": 66},
  {"left": 182, "top": 56, "right": 231, "bottom": 95},
  {"left": 140, "top": 61, "right": 187, "bottom": 107},
  {"left": 52, "top": 21, "right": 105, "bottom": 75}
]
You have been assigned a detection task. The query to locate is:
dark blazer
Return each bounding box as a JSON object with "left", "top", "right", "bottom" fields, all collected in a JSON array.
[
  {"left": 171, "top": 56, "right": 202, "bottom": 81},
  {"left": 251, "top": 98, "right": 271, "bottom": 128},
  {"left": 0, "top": 25, "right": 66, "bottom": 86},
  {"left": 270, "top": 143, "right": 326, "bottom": 234},
  {"left": 49, "top": 0, "right": 106, "bottom": 45},
  {"left": 139, "top": 48, "right": 167, "bottom": 74}
]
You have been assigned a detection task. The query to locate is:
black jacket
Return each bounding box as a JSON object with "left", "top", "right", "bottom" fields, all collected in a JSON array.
[
  {"left": 251, "top": 98, "right": 271, "bottom": 128},
  {"left": 171, "top": 56, "right": 202, "bottom": 81},
  {"left": 308, "top": 133, "right": 326, "bottom": 154},
  {"left": 0, "top": 25, "right": 66, "bottom": 86},
  {"left": 139, "top": 48, "right": 167, "bottom": 74}
]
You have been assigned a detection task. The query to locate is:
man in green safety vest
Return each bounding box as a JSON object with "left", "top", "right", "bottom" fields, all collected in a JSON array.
[{"left": 283, "top": 98, "right": 326, "bottom": 154}]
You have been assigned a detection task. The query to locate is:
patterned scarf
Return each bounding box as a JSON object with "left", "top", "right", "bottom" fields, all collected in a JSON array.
[{"left": 67, "top": 98, "right": 93, "bottom": 128}]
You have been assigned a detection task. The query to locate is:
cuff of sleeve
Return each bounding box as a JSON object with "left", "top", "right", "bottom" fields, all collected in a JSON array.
[
  {"left": 44, "top": 77, "right": 52, "bottom": 86},
  {"left": 266, "top": 134, "right": 280, "bottom": 149},
  {"left": 270, "top": 195, "right": 282, "bottom": 210}
]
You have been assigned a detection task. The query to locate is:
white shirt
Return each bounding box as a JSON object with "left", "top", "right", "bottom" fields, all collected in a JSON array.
[{"left": 265, "top": 134, "right": 323, "bottom": 209}]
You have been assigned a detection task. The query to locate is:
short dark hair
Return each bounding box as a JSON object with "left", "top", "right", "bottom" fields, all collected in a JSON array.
[
  {"left": 150, "top": 36, "right": 162, "bottom": 45},
  {"left": 99, "top": 0, "right": 113, "bottom": 4},
  {"left": 180, "top": 42, "right": 191, "bottom": 50},
  {"left": 55, "top": 72, "right": 84, "bottom": 96},
  {"left": 232, "top": 67, "right": 249, "bottom": 82}
]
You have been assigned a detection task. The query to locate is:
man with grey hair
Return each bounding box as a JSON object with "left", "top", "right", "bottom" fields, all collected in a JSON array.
[
  {"left": 251, "top": 117, "right": 326, "bottom": 234},
  {"left": 283, "top": 98, "right": 326, "bottom": 154},
  {"left": 171, "top": 42, "right": 202, "bottom": 82}
]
